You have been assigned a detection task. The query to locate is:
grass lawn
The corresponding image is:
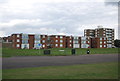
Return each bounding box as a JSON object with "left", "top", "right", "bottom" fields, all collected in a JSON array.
[
  {"left": 2, "top": 48, "right": 119, "bottom": 57},
  {"left": 3, "top": 62, "right": 118, "bottom": 79}
]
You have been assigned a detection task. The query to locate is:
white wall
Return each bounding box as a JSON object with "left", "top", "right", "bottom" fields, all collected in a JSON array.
[
  {"left": 107, "top": 44, "right": 112, "bottom": 48},
  {"left": 73, "top": 44, "right": 80, "bottom": 48},
  {"left": 21, "top": 44, "right": 29, "bottom": 49},
  {"left": 81, "top": 44, "right": 89, "bottom": 48}
]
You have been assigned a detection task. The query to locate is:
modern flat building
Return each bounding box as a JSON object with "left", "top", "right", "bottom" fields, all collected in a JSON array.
[
  {"left": 66, "top": 36, "right": 73, "bottom": 48},
  {"left": 73, "top": 36, "right": 81, "bottom": 48},
  {"left": 84, "top": 29, "right": 95, "bottom": 37},
  {"left": 8, "top": 33, "right": 49, "bottom": 49},
  {"left": 49, "top": 35, "right": 66, "bottom": 48},
  {"left": 91, "top": 37, "right": 107, "bottom": 48},
  {"left": 95, "top": 26, "right": 114, "bottom": 48},
  {"left": 2, "top": 26, "right": 115, "bottom": 49},
  {"left": 81, "top": 36, "right": 91, "bottom": 48},
  {"left": 84, "top": 26, "right": 114, "bottom": 48}
]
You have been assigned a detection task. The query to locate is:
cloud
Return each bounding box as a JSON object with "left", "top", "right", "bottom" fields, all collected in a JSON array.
[{"left": 0, "top": 0, "right": 118, "bottom": 39}]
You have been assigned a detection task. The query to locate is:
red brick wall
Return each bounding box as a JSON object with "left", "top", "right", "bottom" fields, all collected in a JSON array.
[{"left": 29, "top": 35, "right": 34, "bottom": 49}]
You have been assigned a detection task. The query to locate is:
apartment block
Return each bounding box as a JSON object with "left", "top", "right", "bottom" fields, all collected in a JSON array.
[
  {"left": 73, "top": 36, "right": 81, "bottom": 48},
  {"left": 81, "top": 36, "right": 91, "bottom": 48},
  {"left": 95, "top": 26, "right": 114, "bottom": 48},
  {"left": 66, "top": 36, "right": 73, "bottom": 48},
  {"left": 2, "top": 26, "right": 115, "bottom": 49},
  {"left": 84, "top": 26, "right": 114, "bottom": 48},
  {"left": 9, "top": 33, "right": 48, "bottom": 49},
  {"left": 91, "top": 37, "right": 107, "bottom": 48},
  {"left": 84, "top": 29, "right": 95, "bottom": 37},
  {"left": 50, "top": 35, "right": 66, "bottom": 48}
]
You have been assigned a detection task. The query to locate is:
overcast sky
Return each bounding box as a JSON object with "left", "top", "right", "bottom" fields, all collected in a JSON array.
[{"left": 0, "top": 0, "right": 118, "bottom": 39}]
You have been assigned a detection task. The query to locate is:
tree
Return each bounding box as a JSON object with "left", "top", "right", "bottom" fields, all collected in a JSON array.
[{"left": 114, "top": 39, "right": 120, "bottom": 48}]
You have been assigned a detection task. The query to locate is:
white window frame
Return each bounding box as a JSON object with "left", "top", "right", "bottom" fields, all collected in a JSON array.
[
  {"left": 55, "top": 44, "right": 58, "bottom": 47},
  {"left": 43, "top": 35, "right": 45, "bottom": 38},
  {"left": 104, "top": 45, "right": 106, "bottom": 47},
  {"left": 104, "top": 41, "right": 106, "bottom": 44},
  {"left": 60, "top": 40, "right": 63, "bottom": 43},
  {"left": 60, "top": 36, "right": 63, "bottom": 39},
  {"left": 100, "top": 41, "right": 102, "bottom": 44},
  {"left": 60, "top": 44, "right": 63, "bottom": 47},
  {"left": 56, "top": 40, "right": 58, "bottom": 42},
  {"left": 43, "top": 44, "right": 45, "bottom": 47},
  {"left": 56, "top": 36, "right": 58, "bottom": 38},
  {"left": 100, "top": 38, "right": 102, "bottom": 40},
  {"left": 42, "top": 40, "right": 45, "bottom": 43},
  {"left": 104, "top": 37, "right": 106, "bottom": 40},
  {"left": 17, "top": 39, "right": 20, "bottom": 42},
  {"left": 70, "top": 40, "right": 72, "bottom": 43},
  {"left": 100, "top": 45, "right": 102, "bottom": 48},
  {"left": 87, "top": 41, "right": 89, "bottom": 43},
  {"left": 16, "top": 44, "right": 20, "bottom": 47},
  {"left": 17, "top": 34, "right": 20, "bottom": 37}
]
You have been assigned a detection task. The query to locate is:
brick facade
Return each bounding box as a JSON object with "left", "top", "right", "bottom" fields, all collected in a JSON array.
[{"left": 2, "top": 26, "right": 115, "bottom": 49}]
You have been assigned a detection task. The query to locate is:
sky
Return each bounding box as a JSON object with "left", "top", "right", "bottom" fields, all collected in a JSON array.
[{"left": 0, "top": 0, "right": 119, "bottom": 39}]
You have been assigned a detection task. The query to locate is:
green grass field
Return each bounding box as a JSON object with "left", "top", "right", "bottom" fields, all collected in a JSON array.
[
  {"left": 3, "top": 62, "right": 118, "bottom": 79},
  {"left": 2, "top": 48, "right": 119, "bottom": 57}
]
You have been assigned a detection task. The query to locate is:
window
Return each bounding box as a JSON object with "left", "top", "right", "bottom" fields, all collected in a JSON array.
[
  {"left": 73, "top": 41, "right": 78, "bottom": 43},
  {"left": 56, "top": 36, "right": 58, "bottom": 38},
  {"left": 100, "top": 38, "right": 102, "bottom": 40},
  {"left": 42, "top": 44, "right": 45, "bottom": 47},
  {"left": 88, "top": 41, "right": 89, "bottom": 43},
  {"left": 35, "top": 35, "right": 40, "bottom": 39},
  {"left": 43, "top": 44, "right": 45, "bottom": 47},
  {"left": 42, "top": 40, "right": 45, "bottom": 43},
  {"left": 74, "top": 37, "right": 78, "bottom": 39},
  {"left": 70, "top": 40, "right": 72, "bottom": 43},
  {"left": 16, "top": 44, "right": 20, "bottom": 47},
  {"left": 104, "top": 45, "right": 106, "bottom": 47},
  {"left": 17, "top": 35, "right": 20, "bottom": 37},
  {"left": 100, "top": 45, "right": 102, "bottom": 48},
  {"left": 100, "top": 41, "right": 102, "bottom": 44},
  {"left": 60, "top": 36, "right": 63, "bottom": 38},
  {"left": 56, "top": 44, "right": 58, "bottom": 47},
  {"left": 22, "top": 40, "right": 28, "bottom": 44},
  {"left": 81, "top": 41, "right": 86, "bottom": 44},
  {"left": 104, "top": 37, "right": 106, "bottom": 40},
  {"left": 60, "top": 40, "right": 63, "bottom": 43},
  {"left": 35, "top": 40, "right": 40, "bottom": 43},
  {"left": 60, "top": 44, "right": 63, "bottom": 47},
  {"left": 17, "top": 39, "right": 20, "bottom": 42},
  {"left": 56, "top": 40, "right": 58, "bottom": 42},
  {"left": 104, "top": 41, "right": 106, "bottom": 44},
  {"left": 43, "top": 35, "right": 45, "bottom": 38},
  {"left": 70, "top": 44, "right": 71, "bottom": 47},
  {"left": 22, "top": 34, "right": 28, "bottom": 39}
]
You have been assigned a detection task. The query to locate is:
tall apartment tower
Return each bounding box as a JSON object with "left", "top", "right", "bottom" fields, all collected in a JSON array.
[
  {"left": 95, "top": 26, "right": 114, "bottom": 48},
  {"left": 84, "top": 26, "right": 114, "bottom": 48},
  {"left": 84, "top": 29, "right": 95, "bottom": 37}
]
